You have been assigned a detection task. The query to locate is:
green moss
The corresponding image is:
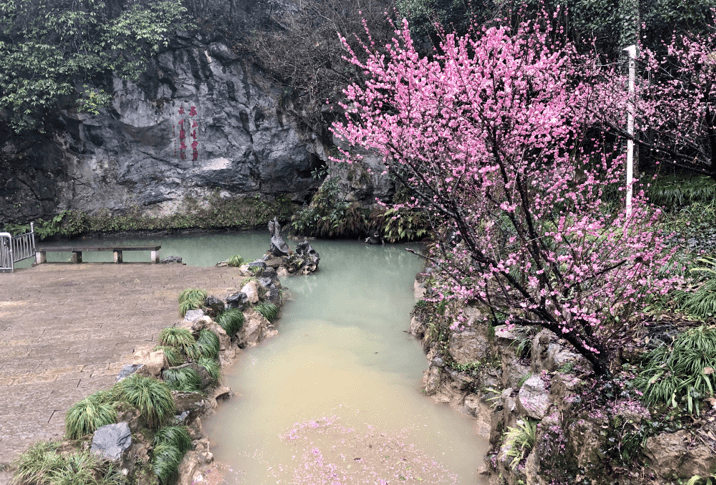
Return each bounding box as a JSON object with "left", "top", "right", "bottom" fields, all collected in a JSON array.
[{"left": 2, "top": 194, "right": 295, "bottom": 239}]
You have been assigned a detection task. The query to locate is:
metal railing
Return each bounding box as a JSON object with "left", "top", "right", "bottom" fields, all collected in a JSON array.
[{"left": 0, "top": 223, "right": 36, "bottom": 273}]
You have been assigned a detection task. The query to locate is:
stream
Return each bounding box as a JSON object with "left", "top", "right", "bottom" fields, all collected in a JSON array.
[{"left": 24, "top": 232, "right": 489, "bottom": 483}]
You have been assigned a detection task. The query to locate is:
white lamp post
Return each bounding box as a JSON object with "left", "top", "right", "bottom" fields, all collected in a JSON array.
[{"left": 624, "top": 44, "right": 637, "bottom": 218}]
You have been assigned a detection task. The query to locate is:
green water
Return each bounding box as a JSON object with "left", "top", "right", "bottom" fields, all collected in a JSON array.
[{"left": 23, "top": 232, "right": 488, "bottom": 483}]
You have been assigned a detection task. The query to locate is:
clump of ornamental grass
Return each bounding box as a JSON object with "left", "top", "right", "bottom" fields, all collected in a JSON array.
[
  {"left": 648, "top": 174, "right": 716, "bottom": 208},
  {"left": 12, "top": 442, "right": 107, "bottom": 485},
  {"left": 636, "top": 325, "right": 716, "bottom": 415},
  {"left": 115, "top": 375, "right": 175, "bottom": 429},
  {"left": 158, "top": 327, "right": 195, "bottom": 355},
  {"left": 150, "top": 425, "right": 192, "bottom": 485},
  {"left": 255, "top": 302, "right": 279, "bottom": 322},
  {"left": 178, "top": 288, "right": 207, "bottom": 317},
  {"left": 504, "top": 419, "right": 537, "bottom": 469},
  {"left": 216, "top": 308, "right": 245, "bottom": 337},
  {"left": 187, "top": 329, "right": 219, "bottom": 360},
  {"left": 153, "top": 426, "right": 192, "bottom": 453},
  {"left": 178, "top": 288, "right": 208, "bottom": 304},
  {"left": 676, "top": 257, "right": 716, "bottom": 319},
  {"left": 153, "top": 346, "right": 184, "bottom": 367},
  {"left": 151, "top": 443, "right": 184, "bottom": 485},
  {"left": 162, "top": 366, "right": 203, "bottom": 392},
  {"left": 65, "top": 395, "right": 118, "bottom": 440},
  {"left": 227, "top": 255, "right": 244, "bottom": 267},
  {"left": 197, "top": 357, "right": 220, "bottom": 384}
]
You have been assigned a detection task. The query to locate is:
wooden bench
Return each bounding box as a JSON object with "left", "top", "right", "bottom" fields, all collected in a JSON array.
[{"left": 35, "top": 245, "right": 161, "bottom": 264}]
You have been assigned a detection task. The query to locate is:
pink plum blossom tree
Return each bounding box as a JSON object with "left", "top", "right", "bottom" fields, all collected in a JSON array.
[{"left": 332, "top": 18, "right": 676, "bottom": 375}]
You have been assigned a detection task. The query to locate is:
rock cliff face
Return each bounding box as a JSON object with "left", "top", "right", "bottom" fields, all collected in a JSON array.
[{"left": 0, "top": 32, "right": 328, "bottom": 224}]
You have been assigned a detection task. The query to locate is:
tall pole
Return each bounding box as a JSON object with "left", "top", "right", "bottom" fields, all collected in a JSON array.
[{"left": 624, "top": 45, "right": 636, "bottom": 218}]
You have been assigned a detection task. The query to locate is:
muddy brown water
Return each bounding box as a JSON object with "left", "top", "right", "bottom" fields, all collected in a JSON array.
[{"left": 17, "top": 233, "right": 489, "bottom": 483}]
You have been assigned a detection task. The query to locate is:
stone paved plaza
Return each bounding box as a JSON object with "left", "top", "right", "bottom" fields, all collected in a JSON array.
[{"left": 0, "top": 262, "right": 246, "bottom": 482}]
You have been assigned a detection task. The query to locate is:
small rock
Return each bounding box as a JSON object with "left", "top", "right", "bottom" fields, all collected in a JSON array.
[
  {"left": 172, "top": 391, "right": 208, "bottom": 423},
  {"left": 184, "top": 309, "right": 205, "bottom": 322},
  {"left": 91, "top": 422, "right": 132, "bottom": 461},
  {"left": 241, "top": 280, "right": 260, "bottom": 304},
  {"left": 161, "top": 256, "right": 183, "bottom": 264},
  {"left": 203, "top": 296, "right": 225, "bottom": 317},
  {"left": 423, "top": 366, "right": 441, "bottom": 396},
  {"left": 134, "top": 350, "right": 169, "bottom": 379},
  {"left": 212, "top": 386, "right": 233, "bottom": 401},
  {"left": 226, "top": 291, "right": 248, "bottom": 310},
  {"left": 116, "top": 364, "right": 143, "bottom": 382}
]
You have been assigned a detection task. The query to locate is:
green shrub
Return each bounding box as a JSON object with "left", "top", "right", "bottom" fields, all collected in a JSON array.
[
  {"left": 187, "top": 329, "right": 219, "bottom": 360},
  {"left": 158, "top": 327, "right": 195, "bottom": 354},
  {"left": 178, "top": 289, "right": 207, "bottom": 317},
  {"left": 12, "top": 442, "right": 105, "bottom": 485},
  {"left": 197, "top": 357, "right": 220, "bottom": 384},
  {"left": 178, "top": 300, "right": 201, "bottom": 317},
  {"left": 504, "top": 419, "right": 537, "bottom": 469},
  {"left": 151, "top": 443, "right": 184, "bottom": 485},
  {"left": 13, "top": 441, "right": 62, "bottom": 485},
  {"left": 65, "top": 396, "right": 118, "bottom": 440},
  {"left": 178, "top": 289, "right": 208, "bottom": 305},
  {"left": 636, "top": 325, "right": 716, "bottom": 415},
  {"left": 227, "top": 255, "right": 244, "bottom": 267},
  {"left": 648, "top": 174, "right": 716, "bottom": 208},
  {"left": 162, "top": 367, "right": 203, "bottom": 392},
  {"left": 153, "top": 426, "right": 192, "bottom": 453},
  {"left": 216, "top": 309, "right": 245, "bottom": 337},
  {"left": 256, "top": 302, "right": 279, "bottom": 322},
  {"left": 115, "top": 375, "right": 175, "bottom": 429},
  {"left": 676, "top": 257, "right": 716, "bottom": 319},
  {"left": 153, "top": 346, "right": 184, "bottom": 367}
]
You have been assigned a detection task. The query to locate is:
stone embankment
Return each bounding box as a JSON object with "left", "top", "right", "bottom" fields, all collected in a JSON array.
[{"left": 409, "top": 277, "right": 716, "bottom": 484}]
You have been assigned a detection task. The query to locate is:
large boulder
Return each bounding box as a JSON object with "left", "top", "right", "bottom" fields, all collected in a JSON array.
[
  {"left": 91, "top": 422, "right": 132, "bottom": 462},
  {"left": 645, "top": 430, "right": 716, "bottom": 479},
  {"left": 172, "top": 391, "right": 209, "bottom": 423},
  {"left": 237, "top": 310, "right": 274, "bottom": 347},
  {"left": 448, "top": 330, "right": 488, "bottom": 364},
  {"left": 517, "top": 374, "right": 551, "bottom": 420}
]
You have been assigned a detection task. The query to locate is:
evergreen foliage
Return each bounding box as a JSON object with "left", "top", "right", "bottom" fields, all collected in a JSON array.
[
  {"left": 115, "top": 375, "right": 175, "bottom": 428},
  {"left": 65, "top": 396, "right": 117, "bottom": 440},
  {"left": 162, "top": 366, "right": 203, "bottom": 392},
  {"left": 0, "top": 0, "right": 189, "bottom": 133},
  {"left": 158, "top": 327, "right": 196, "bottom": 354},
  {"left": 197, "top": 357, "right": 220, "bottom": 384},
  {"left": 255, "top": 302, "right": 279, "bottom": 322},
  {"left": 186, "top": 329, "right": 219, "bottom": 360},
  {"left": 636, "top": 325, "right": 716, "bottom": 415},
  {"left": 153, "top": 346, "right": 184, "bottom": 367},
  {"left": 216, "top": 308, "right": 245, "bottom": 337}
]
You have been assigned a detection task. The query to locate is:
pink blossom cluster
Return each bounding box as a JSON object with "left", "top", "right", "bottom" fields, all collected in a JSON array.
[{"left": 332, "top": 17, "right": 679, "bottom": 375}]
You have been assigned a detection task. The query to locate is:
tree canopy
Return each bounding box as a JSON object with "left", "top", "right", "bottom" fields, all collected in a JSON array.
[{"left": 0, "top": 0, "right": 189, "bottom": 133}]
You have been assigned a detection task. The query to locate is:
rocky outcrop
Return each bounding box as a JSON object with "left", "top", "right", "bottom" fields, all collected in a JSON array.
[
  {"left": 409, "top": 294, "right": 716, "bottom": 485},
  {"left": 1, "top": 33, "right": 328, "bottom": 224}
]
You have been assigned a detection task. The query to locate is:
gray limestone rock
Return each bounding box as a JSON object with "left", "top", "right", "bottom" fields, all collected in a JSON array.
[
  {"left": 517, "top": 375, "right": 551, "bottom": 420},
  {"left": 116, "top": 364, "right": 143, "bottom": 382},
  {"left": 183, "top": 309, "right": 205, "bottom": 322},
  {"left": 91, "top": 422, "right": 132, "bottom": 461}
]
